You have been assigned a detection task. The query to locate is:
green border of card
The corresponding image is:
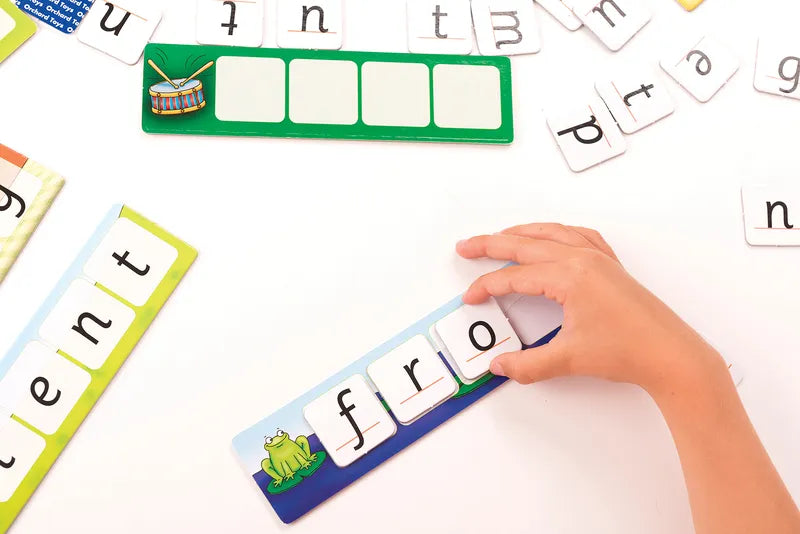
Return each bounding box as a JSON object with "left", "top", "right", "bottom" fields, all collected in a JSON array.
[
  {"left": 0, "top": 205, "right": 196, "bottom": 534},
  {"left": 0, "top": 0, "right": 36, "bottom": 64},
  {"left": 141, "top": 44, "right": 514, "bottom": 144}
]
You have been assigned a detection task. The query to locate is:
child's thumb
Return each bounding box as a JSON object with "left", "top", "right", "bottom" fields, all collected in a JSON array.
[{"left": 489, "top": 342, "right": 570, "bottom": 385}]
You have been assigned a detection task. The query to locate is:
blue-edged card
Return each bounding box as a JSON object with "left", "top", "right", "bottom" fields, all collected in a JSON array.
[{"left": 14, "top": 0, "right": 93, "bottom": 33}]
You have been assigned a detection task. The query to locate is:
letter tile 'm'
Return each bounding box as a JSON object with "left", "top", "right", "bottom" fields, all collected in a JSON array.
[
  {"left": 303, "top": 375, "right": 396, "bottom": 467},
  {"left": 0, "top": 418, "right": 46, "bottom": 503},
  {"left": 754, "top": 36, "right": 800, "bottom": 100},
  {"left": 545, "top": 95, "right": 626, "bottom": 172},
  {"left": 432, "top": 297, "right": 522, "bottom": 383},
  {"left": 83, "top": 217, "right": 178, "bottom": 307},
  {"left": 39, "top": 279, "right": 136, "bottom": 370},
  {"left": 0, "top": 342, "right": 91, "bottom": 435},
  {"left": 741, "top": 185, "right": 800, "bottom": 246},
  {"left": 535, "top": 0, "right": 582, "bottom": 31},
  {"left": 367, "top": 335, "right": 457, "bottom": 424},
  {"left": 196, "top": 0, "right": 265, "bottom": 47},
  {"left": 660, "top": 33, "right": 738, "bottom": 103},
  {"left": 595, "top": 66, "right": 674, "bottom": 134},
  {"left": 562, "top": 0, "right": 650, "bottom": 51},
  {"left": 472, "top": 0, "right": 541, "bottom": 56},
  {"left": 407, "top": 0, "right": 474, "bottom": 54},
  {"left": 276, "top": 0, "right": 343, "bottom": 50},
  {"left": 0, "top": 170, "right": 41, "bottom": 238},
  {"left": 77, "top": 0, "right": 162, "bottom": 64}
]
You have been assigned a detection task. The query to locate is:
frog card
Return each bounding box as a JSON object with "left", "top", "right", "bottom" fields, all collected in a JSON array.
[
  {"left": 0, "top": 0, "right": 35, "bottom": 63},
  {"left": 232, "top": 293, "right": 563, "bottom": 524}
]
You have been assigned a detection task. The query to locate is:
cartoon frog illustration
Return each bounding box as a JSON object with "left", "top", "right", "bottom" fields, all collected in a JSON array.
[{"left": 261, "top": 429, "right": 325, "bottom": 492}]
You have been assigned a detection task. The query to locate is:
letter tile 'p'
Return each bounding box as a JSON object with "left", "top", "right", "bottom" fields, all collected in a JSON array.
[
  {"left": 303, "top": 375, "right": 396, "bottom": 467},
  {"left": 545, "top": 95, "right": 626, "bottom": 172}
]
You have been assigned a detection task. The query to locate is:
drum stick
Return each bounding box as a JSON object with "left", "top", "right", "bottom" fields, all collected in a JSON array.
[
  {"left": 147, "top": 59, "right": 179, "bottom": 89},
  {"left": 180, "top": 61, "right": 215, "bottom": 86}
]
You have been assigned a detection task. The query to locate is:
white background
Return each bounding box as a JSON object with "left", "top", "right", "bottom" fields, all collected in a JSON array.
[{"left": 1, "top": 0, "right": 799, "bottom": 532}]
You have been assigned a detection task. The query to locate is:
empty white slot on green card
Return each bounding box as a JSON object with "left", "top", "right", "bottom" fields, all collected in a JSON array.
[
  {"left": 216, "top": 56, "right": 286, "bottom": 123},
  {"left": 361, "top": 62, "right": 431, "bottom": 127},
  {"left": 433, "top": 64, "right": 502, "bottom": 129},
  {"left": 289, "top": 59, "right": 358, "bottom": 125}
]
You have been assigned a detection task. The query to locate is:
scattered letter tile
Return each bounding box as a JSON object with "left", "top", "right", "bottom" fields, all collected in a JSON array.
[
  {"left": 660, "top": 33, "right": 739, "bottom": 103},
  {"left": 595, "top": 66, "right": 675, "bottom": 134},
  {"left": 754, "top": 36, "right": 800, "bottom": 101},
  {"left": 276, "top": 0, "right": 343, "bottom": 50},
  {"left": 0, "top": 170, "right": 41, "bottom": 239},
  {"left": 39, "top": 279, "right": 136, "bottom": 370},
  {"left": 303, "top": 375, "right": 396, "bottom": 467},
  {"left": 196, "top": 0, "right": 265, "bottom": 47},
  {"left": 545, "top": 95, "right": 626, "bottom": 172},
  {"left": 0, "top": 418, "right": 46, "bottom": 503},
  {"left": 407, "top": 0, "right": 473, "bottom": 54},
  {"left": 432, "top": 297, "right": 522, "bottom": 383},
  {"left": 535, "top": 0, "right": 582, "bottom": 31},
  {"left": 77, "top": 0, "right": 162, "bottom": 65},
  {"left": 741, "top": 185, "right": 800, "bottom": 246},
  {"left": 83, "top": 217, "right": 178, "bottom": 307},
  {"left": 0, "top": 342, "right": 91, "bottom": 435},
  {"left": 367, "top": 335, "right": 457, "bottom": 424},
  {"left": 472, "top": 0, "right": 541, "bottom": 56},
  {"left": 562, "top": 0, "right": 650, "bottom": 51}
]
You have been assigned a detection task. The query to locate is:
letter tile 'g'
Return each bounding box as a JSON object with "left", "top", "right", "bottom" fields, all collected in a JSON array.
[{"left": 303, "top": 375, "right": 396, "bottom": 467}]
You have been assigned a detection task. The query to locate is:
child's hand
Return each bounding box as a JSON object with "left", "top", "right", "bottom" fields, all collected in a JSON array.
[{"left": 457, "top": 223, "right": 728, "bottom": 398}]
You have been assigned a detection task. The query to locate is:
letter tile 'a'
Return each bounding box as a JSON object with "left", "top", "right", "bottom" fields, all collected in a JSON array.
[
  {"left": 83, "top": 218, "right": 178, "bottom": 307},
  {"left": 545, "top": 95, "right": 626, "bottom": 172},
  {"left": 660, "top": 33, "right": 739, "bottom": 103},
  {"left": 303, "top": 375, "right": 396, "bottom": 467}
]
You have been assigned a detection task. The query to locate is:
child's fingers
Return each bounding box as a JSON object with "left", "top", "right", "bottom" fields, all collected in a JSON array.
[
  {"left": 489, "top": 340, "right": 571, "bottom": 384},
  {"left": 463, "top": 263, "right": 568, "bottom": 304},
  {"left": 456, "top": 234, "right": 570, "bottom": 264},
  {"left": 500, "top": 223, "right": 597, "bottom": 251},
  {"left": 569, "top": 226, "right": 619, "bottom": 260}
]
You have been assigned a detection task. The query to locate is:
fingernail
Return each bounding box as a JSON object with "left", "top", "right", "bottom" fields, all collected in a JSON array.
[{"left": 490, "top": 360, "right": 505, "bottom": 377}]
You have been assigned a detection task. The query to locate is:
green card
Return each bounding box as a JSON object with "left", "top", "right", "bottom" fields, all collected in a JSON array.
[
  {"left": 0, "top": 0, "right": 35, "bottom": 64},
  {"left": 142, "top": 43, "right": 514, "bottom": 144}
]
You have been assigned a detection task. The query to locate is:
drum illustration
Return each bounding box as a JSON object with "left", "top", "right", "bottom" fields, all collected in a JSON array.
[{"left": 149, "top": 78, "right": 206, "bottom": 115}]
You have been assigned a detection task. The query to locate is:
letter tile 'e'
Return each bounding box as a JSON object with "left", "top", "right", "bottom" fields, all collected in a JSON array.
[
  {"left": 754, "top": 36, "right": 800, "bottom": 101},
  {"left": 431, "top": 297, "right": 522, "bottom": 383},
  {"left": 83, "top": 218, "right": 178, "bottom": 307},
  {"left": 562, "top": 0, "right": 650, "bottom": 52},
  {"left": 196, "top": 0, "right": 265, "bottom": 47},
  {"left": 303, "top": 375, "right": 396, "bottom": 467},
  {"left": 471, "top": 0, "right": 541, "bottom": 56},
  {"left": 406, "top": 0, "right": 474, "bottom": 55},
  {"left": 545, "top": 95, "right": 626, "bottom": 172},
  {"left": 741, "top": 185, "right": 800, "bottom": 246},
  {"left": 367, "top": 335, "right": 457, "bottom": 425},
  {"left": 0, "top": 170, "right": 41, "bottom": 238},
  {"left": 77, "top": 0, "right": 162, "bottom": 65},
  {"left": 595, "top": 66, "right": 675, "bottom": 134},
  {"left": 0, "top": 342, "right": 91, "bottom": 435},
  {"left": 660, "top": 33, "right": 738, "bottom": 103},
  {"left": 39, "top": 279, "right": 135, "bottom": 370},
  {"left": 0, "top": 418, "right": 46, "bottom": 503},
  {"left": 276, "top": 0, "right": 343, "bottom": 50}
]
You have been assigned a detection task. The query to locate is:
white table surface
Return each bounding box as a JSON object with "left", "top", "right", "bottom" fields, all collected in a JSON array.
[{"left": 1, "top": 0, "right": 798, "bottom": 532}]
